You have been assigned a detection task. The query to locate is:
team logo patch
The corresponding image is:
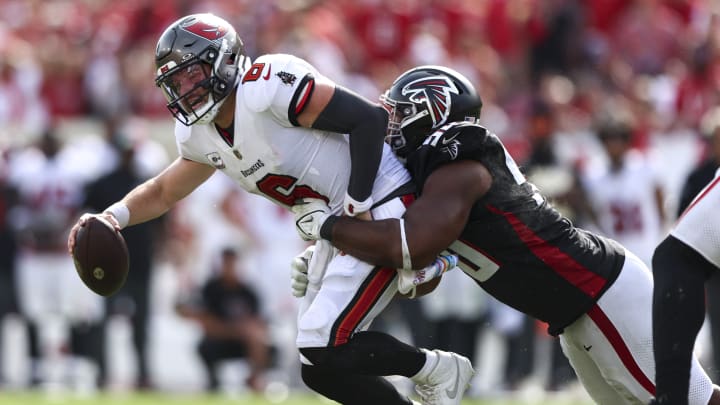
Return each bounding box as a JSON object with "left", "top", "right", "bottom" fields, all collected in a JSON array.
[
  {"left": 181, "top": 16, "right": 229, "bottom": 40},
  {"left": 441, "top": 133, "right": 461, "bottom": 160},
  {"left": 277, "top": 71, "right": 297, "bottom": 85},
  {"left": 157, "top": 60, "right": 177, "bottom": 76},
  {"left": 206, "top": 152, "right": 225, "bottom": 169},
  {"left": 401, "top": 76, "right": 459, "bottom": 127},
  {"left": 442, "top": 141, "right": 460, "bottom": 160}
]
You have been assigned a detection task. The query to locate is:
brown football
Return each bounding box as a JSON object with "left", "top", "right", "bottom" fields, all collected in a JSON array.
[{"left": 72, "top": 216, "right": 129, "bottom": 296}]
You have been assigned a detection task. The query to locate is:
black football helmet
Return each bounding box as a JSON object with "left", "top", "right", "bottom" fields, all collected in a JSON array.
[
  {"left": 155, "top": 13, "right": 250, "bottom": 126},
  {"left": 381, "top": 66, "right": 482, "bottom": 157}
]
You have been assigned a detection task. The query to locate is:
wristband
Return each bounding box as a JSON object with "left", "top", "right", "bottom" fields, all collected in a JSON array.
[
  {"left": 399, "top": 219, "right": 413, "bottom": 271},
  {"left": 320, "top": 215, "right": 339, "bottom": 241},
  {"left": 104, "top": 202, "right": 130, "bottom": 229},
  {"left": 343, "top": 192, "right": 374, "bottom": 216}
]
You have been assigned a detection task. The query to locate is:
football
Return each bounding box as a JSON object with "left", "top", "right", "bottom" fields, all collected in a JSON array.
[{"left": 72, "top": 215, "right": 129, "bottom": 296}]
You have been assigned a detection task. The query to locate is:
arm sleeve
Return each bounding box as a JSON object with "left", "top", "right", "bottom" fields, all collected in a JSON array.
[{"left": 311, "top": 86, "right": 388, "bottom": 202}]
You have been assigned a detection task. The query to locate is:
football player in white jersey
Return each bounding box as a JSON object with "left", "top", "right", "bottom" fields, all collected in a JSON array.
[
  {"left": 580, "top": 118, "right": 666, "bottom": 267},
  {"left": 652, "top": 169, "right": 720, "bottom": 405},
  {"left": 67, "top": 13, "right": 472, "bottom": 405}
]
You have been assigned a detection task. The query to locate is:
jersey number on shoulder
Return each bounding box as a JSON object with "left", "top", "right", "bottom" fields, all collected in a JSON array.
[
  {"left": 424, "top": 123, "right": 457, "bottom": 148},
  {"left": 256, "top": 174, "right": 328, "bottom": 206},
  {"left": 498, "top": 143, "right": 526, "bottom": 185},
  {"left": 242, "top": 62, "right": 271, "bottom": 83},
  {"left": 497, "top": 139, "right": 545, "bottom": 205},
  {"left": 425, "top": 124, "right": 526, "bottom": 184}
]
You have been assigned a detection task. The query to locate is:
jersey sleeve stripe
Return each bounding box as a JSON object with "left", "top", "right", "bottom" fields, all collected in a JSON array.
[
  {"left": 287, "top": 74, "right": 315, "bottom": 126},
  {"left": 486, "top": 204, "right": 608, "bottom": 298}
]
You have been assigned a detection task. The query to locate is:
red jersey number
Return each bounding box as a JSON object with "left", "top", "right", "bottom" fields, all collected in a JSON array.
[
  {"left": 242, "top": 62, "right": 266, "bottom": 83},
  {"left": 609, "top": 201, "right": 643, "bottom": 234},
  {"left": 256, "top": 174, "right": 328, "bottom": 206}
]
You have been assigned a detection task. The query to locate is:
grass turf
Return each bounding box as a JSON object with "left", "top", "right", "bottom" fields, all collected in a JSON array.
[{"left": 0, "top": 391, "right": 594, "bottom": 405}]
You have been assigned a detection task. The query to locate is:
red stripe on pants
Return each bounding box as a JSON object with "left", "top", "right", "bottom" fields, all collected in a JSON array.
[
  {"left": 332, "top": 267, "right": 395, "bottom": 346},
  {"left": 587, "top": 304, "right": 656, "bottom": 395}
]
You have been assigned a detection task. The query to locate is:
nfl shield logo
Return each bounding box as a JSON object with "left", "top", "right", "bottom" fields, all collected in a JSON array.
[{"left": 206, "top": 152, "right": 225, "bottom": 169}]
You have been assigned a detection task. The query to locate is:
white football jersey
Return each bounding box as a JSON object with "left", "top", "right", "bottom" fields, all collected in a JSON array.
[
  {"left": 671, "top": 168, "right": 720, "bottom": 268},
  {"left": 582, "top": 151, "right": 664, "bottom": 265},
  {"left": 175, "top": 53, "right": 410, "bottom": 213}
]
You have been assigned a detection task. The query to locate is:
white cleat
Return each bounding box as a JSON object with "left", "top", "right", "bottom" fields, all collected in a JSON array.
[{"left": 415, "top": 350, "right": 474, "bottom": 405}]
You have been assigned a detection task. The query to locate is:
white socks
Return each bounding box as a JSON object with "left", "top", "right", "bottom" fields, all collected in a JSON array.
[{"left": 411, "top": 348, "right": 439, "bottom": 383}]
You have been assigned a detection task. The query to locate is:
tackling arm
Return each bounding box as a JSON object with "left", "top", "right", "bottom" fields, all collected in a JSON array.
[{"left": 325, "top": 160, "right": 492, "bottom": 268}]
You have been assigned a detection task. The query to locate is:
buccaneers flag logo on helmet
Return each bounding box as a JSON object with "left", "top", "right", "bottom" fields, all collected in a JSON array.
[
  {"left": 401, "top": 76, "right": 459, "bottom": 128},
  {"left": 181, "top": 16, "right": 230, "bottom": 40}
]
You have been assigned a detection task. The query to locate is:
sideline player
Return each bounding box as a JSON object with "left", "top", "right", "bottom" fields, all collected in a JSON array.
[
  {"left": 652, "top": 170, "right": 720, "bottom": 405},
  {"left": 291, "top": 65, "right": 720, "bottom": 405},
  {"left": 67, "top": 14, "right": 472, "bottom": 405}
]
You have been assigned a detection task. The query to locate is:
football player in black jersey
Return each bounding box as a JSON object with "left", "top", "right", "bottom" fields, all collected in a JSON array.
[{"left": 291, "top": 66, "right": 720, "bottom": 405}]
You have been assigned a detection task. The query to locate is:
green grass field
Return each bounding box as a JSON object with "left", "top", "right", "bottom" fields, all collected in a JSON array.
[{"left": 0, "top": 391, "right": 595, "bottom": 405}]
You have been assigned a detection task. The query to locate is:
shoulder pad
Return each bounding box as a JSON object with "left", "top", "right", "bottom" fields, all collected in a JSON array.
[
  {"left": 421, "top": 122, "right": 486, "bottom": 159},
  {"left": 241, "top": 54, "right": 318, "bottom": 113}
]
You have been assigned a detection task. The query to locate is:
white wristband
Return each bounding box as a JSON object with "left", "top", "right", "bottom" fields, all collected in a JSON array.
[
  {"left": 343, "top": 192, "right": 374, "bottom": 216},
  {"left": 399, "top": 218, "right": 413, "bottom": 271},
  {"left": 104, "top": 202, "right": 130, "bottom": 229}
]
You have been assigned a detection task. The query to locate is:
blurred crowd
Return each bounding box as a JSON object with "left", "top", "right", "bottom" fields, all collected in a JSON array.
[{"left": 2, "top": 0, "right": 720, "bottom": 399}]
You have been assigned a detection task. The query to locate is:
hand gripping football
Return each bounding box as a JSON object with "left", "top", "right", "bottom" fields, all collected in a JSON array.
[{"left": 72, "top": 216, "right": 129, "bottom": 296}]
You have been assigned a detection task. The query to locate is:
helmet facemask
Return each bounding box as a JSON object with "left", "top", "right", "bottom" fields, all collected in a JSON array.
[
  {"left": 157, "top": 43, "right": 235, "bottom": 125},
  {"left": 381, "top": 91, "right": 429, "bottom": 158}
]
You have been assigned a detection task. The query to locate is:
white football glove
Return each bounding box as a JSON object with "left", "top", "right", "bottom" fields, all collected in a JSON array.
[
  {"left": 292, "top": 198, "right": 331, "bottom": 241},
  {"left": 290, "top": 245, "right": 315, "bottom": 298},
  {"left": 398, "top": 254, "right": 458, "bottom": 297}
]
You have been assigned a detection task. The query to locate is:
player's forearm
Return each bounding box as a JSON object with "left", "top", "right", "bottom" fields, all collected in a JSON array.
[
  {"left": 122, "top": 178, "right": 175, "bottom": 226},
  {"left": 112, "top": 157, "right": 214, "bottom": 227},
  {"left": 310, "top": 85, "right": 387, "bottom": 205},
  {"left": 327, "top": 216, "right": 446, "bottom": 270},
  {"left": 323, "top": 190, "right": 470, "bottom": 269},
  {"left": 345, "top": 103, "right": 387, "bottom": 202},
  {"left": 328, "top": 217, "right": 405, "bottom": 268}
]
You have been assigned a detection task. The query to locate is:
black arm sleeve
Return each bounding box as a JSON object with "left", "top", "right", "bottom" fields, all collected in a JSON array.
[{"left": 311, "top": 86, "right": 388, "bottom": 202}]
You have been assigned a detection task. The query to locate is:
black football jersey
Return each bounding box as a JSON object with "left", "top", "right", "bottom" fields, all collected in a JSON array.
[{"left": 406, "top": 122, "right": 625, "bottom": 335}]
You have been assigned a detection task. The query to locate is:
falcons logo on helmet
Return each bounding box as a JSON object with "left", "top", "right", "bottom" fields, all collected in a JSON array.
[{"left": 401, "top": 76, "right": 459, "bottom": 128}]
